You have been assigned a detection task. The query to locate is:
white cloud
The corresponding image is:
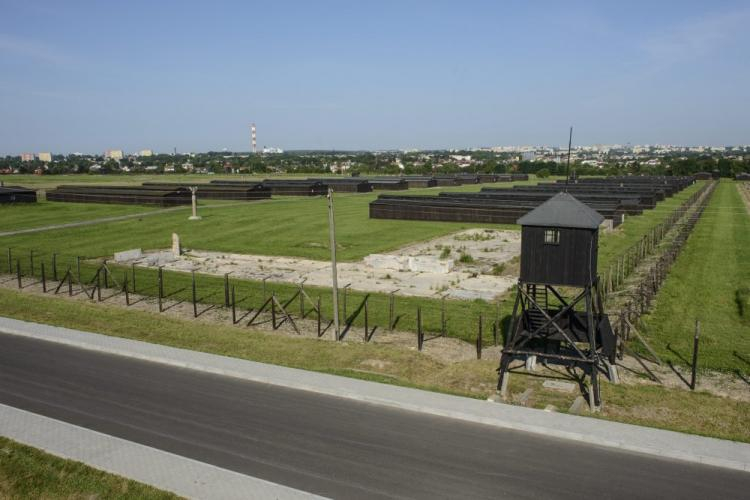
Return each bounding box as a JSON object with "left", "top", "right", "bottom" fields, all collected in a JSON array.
[{"left": 641, "top": 8, "right": 750, "bottom": 63}]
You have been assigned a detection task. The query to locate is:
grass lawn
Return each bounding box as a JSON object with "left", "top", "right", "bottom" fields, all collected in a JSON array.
[
  {"left": 643, "top": 180, "right": 750, "bottom": 373},
  {"left": 0, "top": 436, "right": 176, "bottom": 499},
  {"left": 0, "top": 201, "right": 160, "bottom": 233},
  {"left": 0, "top": 183, "right": 524, "bottom": 262},
  {"left": 0, "top": 287, "right": 747, "bottom": 442},
  {"left": 0, "top": 178, "right": 707, "bottom": 343},
  {"left": 0, "top": 178, "right": 700, "bottom": 265}
]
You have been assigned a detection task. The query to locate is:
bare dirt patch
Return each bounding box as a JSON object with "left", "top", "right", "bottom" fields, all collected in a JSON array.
[{"left": 117, "top": 229, "right": 521, "bottom": 301}]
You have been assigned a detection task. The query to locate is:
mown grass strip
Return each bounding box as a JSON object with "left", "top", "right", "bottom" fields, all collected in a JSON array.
[
  {"left": 0, "top": 436, "right": 177, "bottom": 499},
  {"left": 643, "top": 180, "right": 750, "bottom": 373}
]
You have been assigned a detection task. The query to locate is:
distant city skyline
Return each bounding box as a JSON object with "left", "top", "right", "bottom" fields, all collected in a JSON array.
[
  {"left": 1, "top": 1, "right": 749, "bottom": 154},
  {"left": 14, "top": 142, "right": 749, "bottom": 159}
]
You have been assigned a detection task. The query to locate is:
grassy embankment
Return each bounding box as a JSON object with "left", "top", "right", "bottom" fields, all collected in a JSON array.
[
  {"left": 643, "top": 180, "right": 750, "bottom": 373},
  {"left": 0, "top": 287, "right": 747, "bottom": 442},
  {"left": 0, "top": 436, "right": 176, "bottom": 499}
]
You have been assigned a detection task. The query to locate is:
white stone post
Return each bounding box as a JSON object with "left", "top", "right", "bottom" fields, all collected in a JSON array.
[{"left": 189, "top": 186, "right": 201, "bottom": 220}]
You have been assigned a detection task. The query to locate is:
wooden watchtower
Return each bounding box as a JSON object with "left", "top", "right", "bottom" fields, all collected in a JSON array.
[{"left": 497, "top": 192, "right": 616, "bottom": 407}]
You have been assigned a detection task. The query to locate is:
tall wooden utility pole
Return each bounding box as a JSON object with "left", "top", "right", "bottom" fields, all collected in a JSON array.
[{"left": 327, "top": 187, "right": 340, "bottom": 340}]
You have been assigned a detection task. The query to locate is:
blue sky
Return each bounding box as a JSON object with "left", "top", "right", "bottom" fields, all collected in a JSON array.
[{"left": 1, "top": 0, "right": 748, "bottom": 153}]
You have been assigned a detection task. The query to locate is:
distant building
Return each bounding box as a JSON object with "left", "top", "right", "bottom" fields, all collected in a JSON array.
[
  {"left": 139, "top": 149, "right": 154, "bottom": 157},
  {"left": 581, "top": 159, "right": 602, "bottom": 168},
  {"left": 521, "top": 151, "right": 536, "bottom": 162},
  {"left": 37, "top": 152, "right": 52, "bottom": 162},
  {"left": 262, "top": 146, "right": 284, "bottom": 154},
  {"left": 105, "top": 149, "right": 124, "bottom": 160},
  {"left": 21, "top": 153, "right": 35, "bottom": 162}
]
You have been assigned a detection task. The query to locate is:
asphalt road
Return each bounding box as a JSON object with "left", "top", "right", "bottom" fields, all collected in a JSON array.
[{"left": 0, "top": 333, "right": 747, "bottom": 499}]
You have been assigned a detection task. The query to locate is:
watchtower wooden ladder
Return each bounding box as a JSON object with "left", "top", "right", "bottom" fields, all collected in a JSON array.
[{"left": 527, "top": 284, "right": 550, "bottom": 334}]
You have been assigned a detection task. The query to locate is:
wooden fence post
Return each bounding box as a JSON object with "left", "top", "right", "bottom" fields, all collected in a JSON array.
[
  {"left": 417, "top": 306, "right": 423, "bottom": 351},
  {"left": 476, "top": 313, "right": 483, "bottom": 360},
  {"left": 299, "top": 283, "right": 305, "bottom": 319},
  {"left": 271, "top": 292, "right": 277, "bottom": 329},
  {"left": 41, "top": 262, "right": 46, "bottom": 292},
  {"left": 317, "top": 296, "right": 321, "bottom": 338},
  {"left": 16, "top": 259, "right": 21, "bottom": 288},
  {"left": 52, "top": 253, "right": 58, "bottom": 281},
  {"left": 224, "top": 273, "right": 230, "bottom": 308},
  {"left": 364, "top": 296, "right": 369, "bottom": 341},
  {"left": 231, "top": 285, "right": 236, "bottom": 324},
  {"left": 124, "top": 272, "right": 130, "bottom": 306},
  {"left": 191, "top": 270, "right": 197, "bottom": 318},
  {"left": 131, "top": 263, "right": 137, "bottom": 293},
  {"left": 343, "top": 284, "right": 350, "bottom": 320},
  {"left": 691, "top": 320, "right": 700, "bottom": 390},
  {"left": 389, "top": 292, "right": 396, "bottom": 331},
  {"left": 494, "top": 302, "right": 500, "bottom": 346},
  {"left": 441, "top": 296, "right": 447, "bottom": 336},
  {"left": 158, "top": 267, "right": 164, "bottom": 312}
]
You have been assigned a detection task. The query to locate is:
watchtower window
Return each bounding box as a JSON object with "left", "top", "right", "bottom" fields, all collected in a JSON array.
[{"left": 544, "top": 228, "right": 560, "bottom": 245}]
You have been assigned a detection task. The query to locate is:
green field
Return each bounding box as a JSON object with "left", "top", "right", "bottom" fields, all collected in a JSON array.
[
  {"left": 0, "top": 436, "right": 175, "bottom": 499},
  {"left": 0, "top": 176, "right": 709, "bottom": 344},
  {"left": 643, "top": 181, "right": 750, "bottom": 372},
  {"left": 0, "top": 182, "right": 524, "bottom": 261},
  {"left": 0, "top": 202, "right": 160, "bottom": 233},
  {"left": 1, "top": 176, "right": 699, "bottom": 266}
]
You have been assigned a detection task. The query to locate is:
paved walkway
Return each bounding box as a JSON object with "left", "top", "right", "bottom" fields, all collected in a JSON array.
[{"left": 1, "top": 315, "right": 748, "bottom": 473}]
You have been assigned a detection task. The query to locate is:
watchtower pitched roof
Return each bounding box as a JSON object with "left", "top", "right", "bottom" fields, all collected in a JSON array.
[{"left": 517, "top": 191, "right": 604, "bottom": 229}]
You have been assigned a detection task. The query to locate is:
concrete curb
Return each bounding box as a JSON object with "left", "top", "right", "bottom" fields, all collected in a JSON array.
[
  {"left": 1, "top": 316, "right": 749, "bottom": 473},
  {"left": 0, "top": 404, "right": 325, "bottom": 500}
]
